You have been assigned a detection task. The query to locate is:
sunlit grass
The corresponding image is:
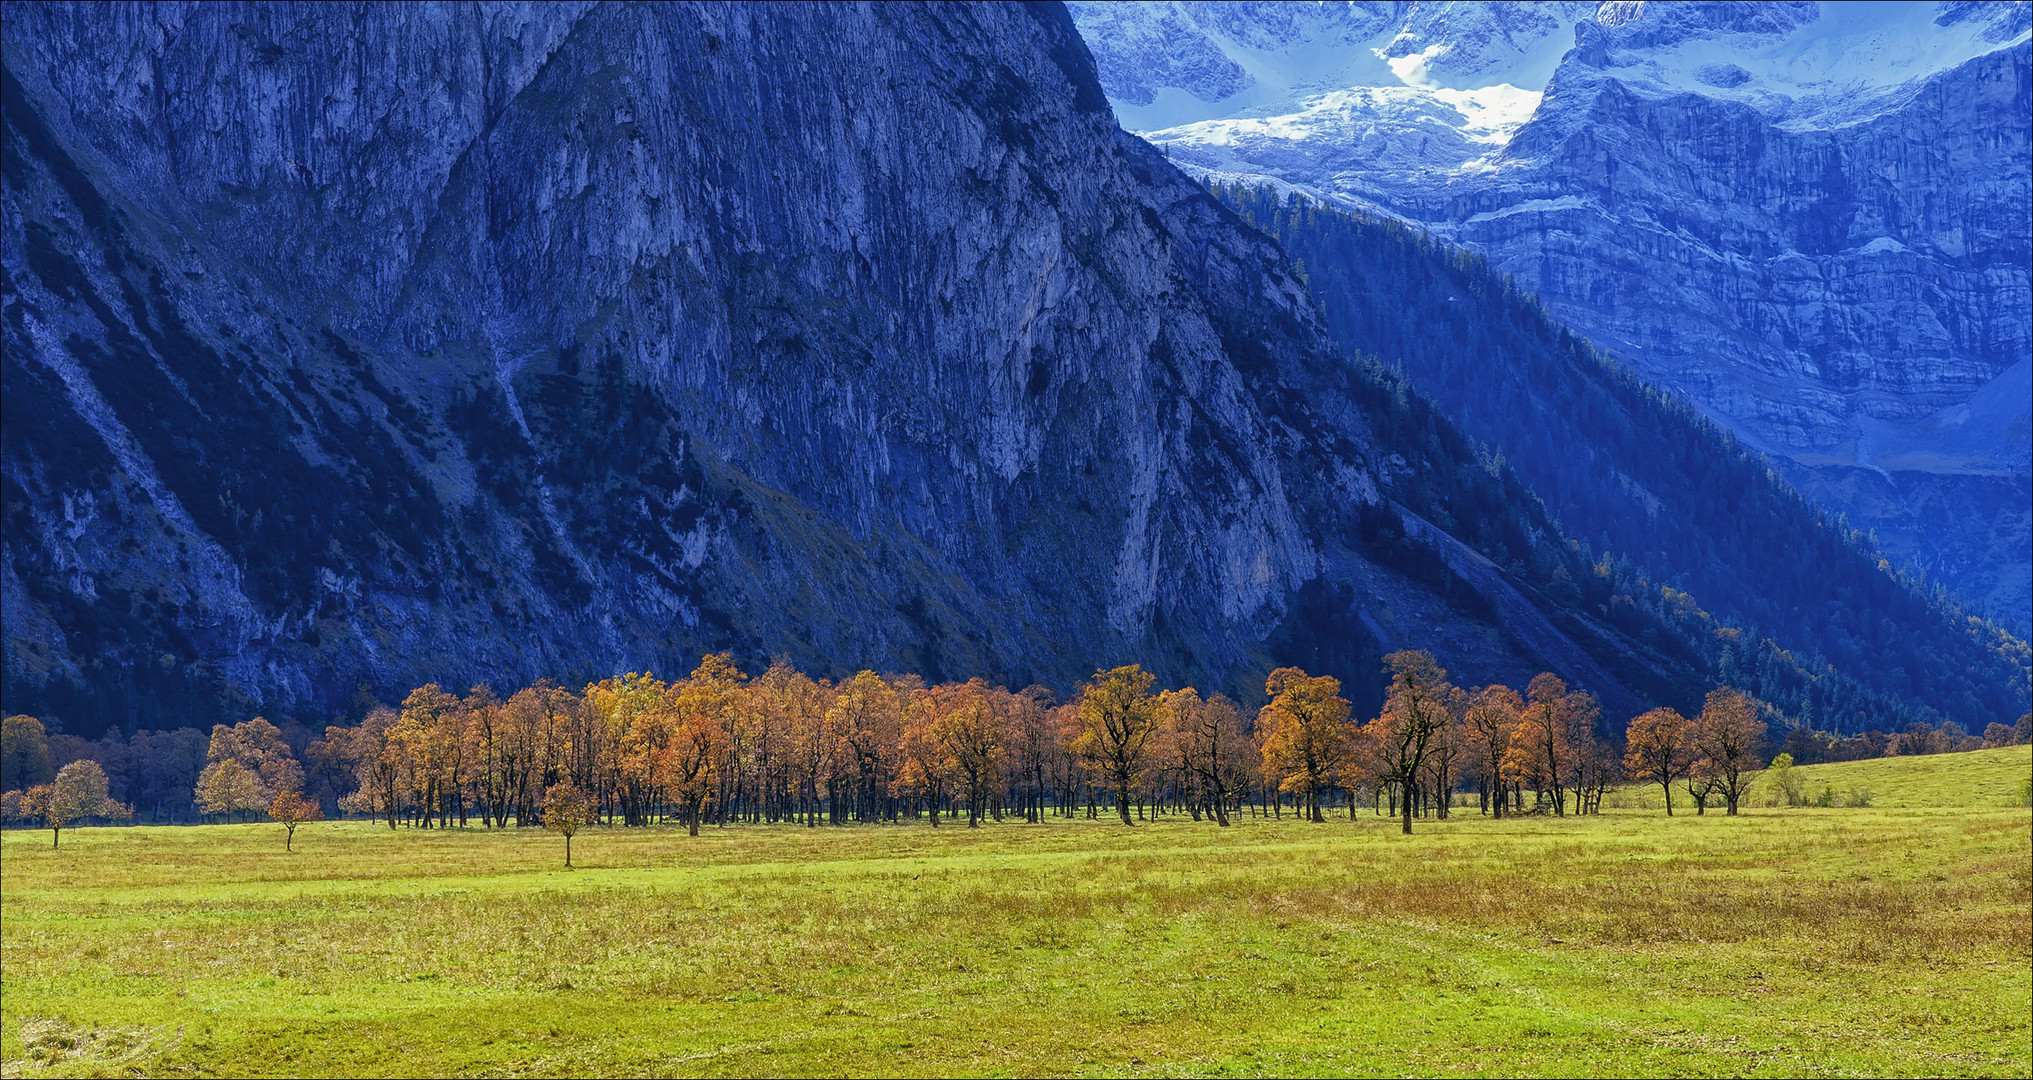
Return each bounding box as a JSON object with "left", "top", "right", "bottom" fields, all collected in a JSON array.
[{"left": 3, "top": 749, "right": 2028, "bottom": 1077}]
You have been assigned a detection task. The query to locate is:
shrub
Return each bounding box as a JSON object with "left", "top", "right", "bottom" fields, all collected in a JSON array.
[{"left": 1843, "top": 786, "right": 1876, "bottom": 808}]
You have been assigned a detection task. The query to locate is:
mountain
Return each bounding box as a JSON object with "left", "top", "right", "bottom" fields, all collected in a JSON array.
[
  {"left": 1070, "top": 0, "right": 2033, "bottom": 636},
  {"left": 4, "top": 0, "right": 1715, "bottom": 735},
  {"left": 1214, "top": 184, "right": 2027, "bottom": 735}
]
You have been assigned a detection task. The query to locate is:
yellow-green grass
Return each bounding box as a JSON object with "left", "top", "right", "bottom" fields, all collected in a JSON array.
[
  {"left": 3, "top": 753, "right": 2028, "bottom": 1078},
  {"left": 1607, "top": 744, "right": 2033, "bottom": 810}
]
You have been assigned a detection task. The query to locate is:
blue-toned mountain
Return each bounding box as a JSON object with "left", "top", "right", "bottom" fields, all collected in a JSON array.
[
  {"left": 1074, "top": 0, "right": 2032, "bottom": 635},
  {"left": 4, "top": 2, "right": 2021, "bottom": 741},
  {"left": 4, "top": 1, "right": 1683, "bottom": 732}
]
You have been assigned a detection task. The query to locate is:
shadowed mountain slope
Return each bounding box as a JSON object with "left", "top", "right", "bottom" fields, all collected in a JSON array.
[{"left": 4, "top": 1, "right": 1736, "bottom": 734}]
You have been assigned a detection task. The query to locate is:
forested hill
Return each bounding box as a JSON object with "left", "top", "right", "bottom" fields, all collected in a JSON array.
[{"left": 1215, "top": 185, "right": 2029, "bottom": 734}]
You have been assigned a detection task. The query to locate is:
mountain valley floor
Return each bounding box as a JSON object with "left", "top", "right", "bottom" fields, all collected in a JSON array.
[{"left": 3, "top": 748, "right": 2028, "bottom": 1078}]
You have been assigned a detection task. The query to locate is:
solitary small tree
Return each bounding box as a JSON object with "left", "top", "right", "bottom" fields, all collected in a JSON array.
[
  {"left": 23, "top": 760, "right": 126, "bottom": 848},
  {"left": 543, "top": 783, "right": 595, "bottom": 867},
  {"left": 268, "top": 788, "right": 323, "bottom": 851}
]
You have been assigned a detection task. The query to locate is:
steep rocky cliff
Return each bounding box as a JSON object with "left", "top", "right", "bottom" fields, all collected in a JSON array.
[
  {"left": 4, "top": 1, "right": 1657, "bottom": 732},
  {"left": 1073, "top": 0, "right": 2033, "bottom": 634}
]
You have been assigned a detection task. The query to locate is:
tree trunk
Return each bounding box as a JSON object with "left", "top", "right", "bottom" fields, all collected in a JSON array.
[{"left": 1400, "top": 791, "right": 1414, "bottom": 835}]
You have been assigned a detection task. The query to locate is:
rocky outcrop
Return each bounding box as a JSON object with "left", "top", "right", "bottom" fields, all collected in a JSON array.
[{"left": 4, "top": 1, "right": 1634, "bottom": 730}]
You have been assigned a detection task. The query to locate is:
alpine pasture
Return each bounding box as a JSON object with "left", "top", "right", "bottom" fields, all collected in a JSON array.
[{"left": 3, "top": 748, "right": 2027, "bottom": 1078}]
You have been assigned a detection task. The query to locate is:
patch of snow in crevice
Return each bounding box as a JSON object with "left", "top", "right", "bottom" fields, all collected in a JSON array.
[{"left": 1457, "top": 194, "right": 1599, "bottom": 225}]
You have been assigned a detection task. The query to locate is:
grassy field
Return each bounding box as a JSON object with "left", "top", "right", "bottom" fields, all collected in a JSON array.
[{"left": 3, "top": 747, "right": 2028, "bottom": 1078}]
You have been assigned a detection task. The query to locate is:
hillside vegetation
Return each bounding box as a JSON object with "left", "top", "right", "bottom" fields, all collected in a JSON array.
[{"left": 1215, "top": 184, "right": 2030, "bottom": 737}]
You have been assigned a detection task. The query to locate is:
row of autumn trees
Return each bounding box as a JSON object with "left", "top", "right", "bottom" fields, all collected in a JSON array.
[
  {"left": 9, "top": 649, "right": 2029, "bottom": 842},
  {"left": 55, "top": 651, "right": 1778, "bottom": 839},
  {"left": 0, "top": 712, "right": 325, "bottom": 848}
]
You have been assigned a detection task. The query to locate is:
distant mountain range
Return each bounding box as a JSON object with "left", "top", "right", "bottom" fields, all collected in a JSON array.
[{"left": 1070, "top": 0, "right": 2033, "bottom": 635}]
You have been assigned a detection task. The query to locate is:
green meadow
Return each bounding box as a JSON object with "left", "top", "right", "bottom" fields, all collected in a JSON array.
[{"left": 3, "top": 747, "right": 2028, "bottom": 1078}]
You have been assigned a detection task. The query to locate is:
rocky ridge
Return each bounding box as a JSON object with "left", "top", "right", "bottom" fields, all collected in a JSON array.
[{"left": 3, "top": 1, "right": 1653, "bottom": 732}]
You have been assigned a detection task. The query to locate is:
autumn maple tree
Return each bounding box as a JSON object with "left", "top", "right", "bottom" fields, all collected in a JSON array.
[
  {"left": 894, "top": 684, "right": 952, "bottom": 826},
  {"left": 670, "top": 654, "right": 742, "bottom": 835},
  {"left": 1158, "top": 689, "right": 1251, "bottom": 825},
  {"left": 1463, "top": 684, "right": 1522, "bottom": 817},
  {"left": 1694, "top": 688, "right": 1766, "bottom": 815},
  {"left": 543, "top": 782, "right": 596, "bottom": 866},
  {"left": 1363, "top": 651, "right": 1455, "bottom": 834},
  {"left": 268, "top": 787, "right": 323, "bottom": 850},
  {"left": 23, "top": 760, "right": 127, "bottom": 848},
  {"left": 933, "top": 680, "right": 1003, "bottom": 827},
  {"left": 1071, "top": 665, "right": 1158, "bottom": 825},
  {"left": 195, "top": 759, "right": 268, "bottom": 822},
  {"left": 1507, "top": 673, "right": 1598, "bottom": 815},
  {"left": 1624, "top": 706, "right": 1693, "bottom": 815},
  {"left": 1257, "top": 668, "right": 1352, "bottom": 823}
]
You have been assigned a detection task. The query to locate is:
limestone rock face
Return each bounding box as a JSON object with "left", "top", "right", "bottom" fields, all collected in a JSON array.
[
  {"left": 3, "top": 1, "right": 1450, "bottom": 724},
  {"left": 1074, "top": 1, "right": 2033, "bottom": 633}
]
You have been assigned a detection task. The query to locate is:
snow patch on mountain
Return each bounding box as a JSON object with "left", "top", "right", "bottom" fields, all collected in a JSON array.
[
  {"left": 1072, "top": 0, "right": 1593, "bottom": 158},
  {"left": 1581, "top": 0, "right": 2032, "bottom": 130}
]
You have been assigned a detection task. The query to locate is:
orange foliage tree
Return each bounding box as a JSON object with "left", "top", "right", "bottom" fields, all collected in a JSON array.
[
  {"left": 1363, "top": 651, "right": 1455, "bottom": 834},
  {"left": 1257, "top": 668, "right": 1352, "bottom": 823},
  {"left": 1463, "top": 684, "right": 1523, "bottom": 817},
  {"left": 542, "top": 782, "right": 595, "bottom": 866},
  {"left": 268, "top": 787, "right": 323, "bottom": 850},
  {"left": 1624, "top": 707, "right": 1693, "bottom": 815},
  {"left": 1071, "top": 665, "right": 1158, "bottom": 825},
  {"left": 1694, "top": 688, "right": 1766, "bottom": 815},
  {"left": 669, "top": 654, "right": 743, "bottom": 835},
  {"left": 1504, "top": 673, "right": 1602, "bottom": 815}
]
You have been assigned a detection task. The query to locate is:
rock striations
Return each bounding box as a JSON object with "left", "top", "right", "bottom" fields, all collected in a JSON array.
[{"left": 4, "top": 1, "right": 1621, "bottom": 730}]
